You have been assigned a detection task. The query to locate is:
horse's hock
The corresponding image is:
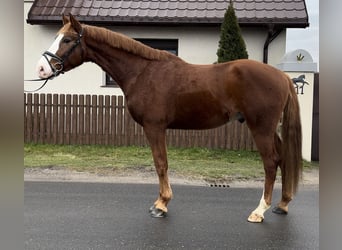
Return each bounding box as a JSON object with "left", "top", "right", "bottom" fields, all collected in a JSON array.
[{"left": 277, "top": 49, "right": 318, "bottom": 161}]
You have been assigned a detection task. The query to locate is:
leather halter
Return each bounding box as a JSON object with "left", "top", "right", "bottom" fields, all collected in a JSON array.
[
  {"left": 42, "top": 28, "right": 84, "bottom": 78},
  {"left": 24, "top": 28, "right": 84, "bottom": 92}
]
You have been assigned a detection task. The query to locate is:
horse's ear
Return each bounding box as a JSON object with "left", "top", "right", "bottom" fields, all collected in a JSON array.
[
  {"left": 62, "top": 14, "right": 70, "bottom": 25},
  {"left": 69, "top": 14, "right": 82, "bottom": 34}
]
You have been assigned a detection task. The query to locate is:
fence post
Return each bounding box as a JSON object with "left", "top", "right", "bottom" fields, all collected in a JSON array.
[
  {"left": 72, "top": 94, "right": 78, "bottom": 144},
  {"left": 78, "top": 95, "right": 85, "bottom": 144},
  {"left": 117, "top": 96, "right": 124, "bottom": 146},
  {"left": 91, "top": 95, "right": 97, "bottom": 144},
  {"left": 85, "top": 95, "right": 91, "bottom": 144},
  {"left": 52, "top": 94, "right": 58, "bottom": 144},
  {"left": 98, "top": 95, "right": 104, "bottom": 145},
  {"left": 104, "top": 95, "right": 110, "bottom": 145},
  {"left": 111, "top": 96, "right": 117, "bottom": 146},
  {"left": 46, "top": 94, "right": 52, "bottom": 144},
  {"left": 65, "top": 94, "right": 71, "bottom": 144},
  {"left": 39, "top": 94, "right": 45, "bottom": 144},
  {"left": 32, "top": 94, "right": 39, "bottom": 143},
  {"left": 58, "top": 94, "right": 65, "bottom": 144}
]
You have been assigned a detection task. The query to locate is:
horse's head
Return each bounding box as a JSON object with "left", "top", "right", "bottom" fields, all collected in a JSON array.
[{"left": 36, "top": 14, "right": 85, "bottom": 79}]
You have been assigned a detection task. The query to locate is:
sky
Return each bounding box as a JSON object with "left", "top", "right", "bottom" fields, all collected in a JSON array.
[{"left": 286, "top": 0, "right": 319, "bottom": 69}]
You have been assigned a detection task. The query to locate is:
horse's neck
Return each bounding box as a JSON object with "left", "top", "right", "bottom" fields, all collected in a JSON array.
[{"left": 83, "top": 27, "right": 149, "bottom": 92}]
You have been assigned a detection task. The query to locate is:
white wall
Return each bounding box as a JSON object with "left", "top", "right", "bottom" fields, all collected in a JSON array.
[{"left": 24, "top": 2, "right": 286, "bottom": 95}]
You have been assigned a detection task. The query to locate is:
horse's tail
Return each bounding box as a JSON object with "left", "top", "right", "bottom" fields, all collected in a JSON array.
[{"left": 281, "top": 76, "right": 303, "bottom": 194}]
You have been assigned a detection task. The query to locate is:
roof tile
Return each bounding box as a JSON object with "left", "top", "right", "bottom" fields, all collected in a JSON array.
[
  {"left": 130, "top": 1, "right": 141, "bottom": 9},
  {"left": 178, "top": 2, "right": 189, "bottom": 9},
  {"left": 148, "top": 2, "right": 158, "bottom": 10},
  {"left": 98, "top": 8, "right": 109, "bottom": 16},
  {"left": 137, "top": 9, "right": 149, "bottom": 16},
  {"left": 27, "top": 0, "right": 309, "bottom": 27},
  {"left": 89, "top": 8, "right": 99, "bottom": 16},
  {"left": 109, "top": 8, "right": 120, "bottom": 17},
  {"left": 82, "top": 0, "right": 92, "bottom": 8},
  {"left": 91, "top": 1, "right": 101, "bottom": 8},
  {"left": 121, "top": 1, "right": 132, "bottom": 9}
]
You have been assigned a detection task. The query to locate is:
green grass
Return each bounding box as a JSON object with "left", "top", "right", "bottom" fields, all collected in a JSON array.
[{"left": 24, "top": 143, "right": 318, "bottom": 182}]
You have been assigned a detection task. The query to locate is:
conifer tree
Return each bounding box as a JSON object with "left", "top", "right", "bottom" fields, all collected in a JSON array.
[{"left": 217, "top": 0, "right": 248, "bottom": 63}]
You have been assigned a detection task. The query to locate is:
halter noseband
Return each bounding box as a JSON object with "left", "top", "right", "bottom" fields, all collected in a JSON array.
[{"left": 42, "top": 28, "right": 84, "bottom": 78}]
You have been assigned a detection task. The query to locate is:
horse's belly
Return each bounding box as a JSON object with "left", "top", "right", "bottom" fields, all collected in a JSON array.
[
  {"left": 167, "top": 110, "right": 245, "bottom": 130},
  {"left": 167, "top": 104, "right": 233, "bottom": 130},
  {"left": 168, "top": 91, "right": 236, "bottom": 130},
  {"left": 168, "top": 115, "right": 228, "bottom": 130}
]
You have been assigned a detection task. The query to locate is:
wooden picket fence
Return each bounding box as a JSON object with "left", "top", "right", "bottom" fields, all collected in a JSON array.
[{"left": 24, "top": 93, "right": 257, "bottom": 150}]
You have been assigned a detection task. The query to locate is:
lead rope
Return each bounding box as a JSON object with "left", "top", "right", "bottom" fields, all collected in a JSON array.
[{"left": 24, "top": 78, "right": 50, "bottom": 93}]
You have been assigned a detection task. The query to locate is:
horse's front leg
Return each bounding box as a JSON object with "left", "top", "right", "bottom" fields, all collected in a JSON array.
[{"left": 144, "top": 126, "right": 173, "bottom": 218}]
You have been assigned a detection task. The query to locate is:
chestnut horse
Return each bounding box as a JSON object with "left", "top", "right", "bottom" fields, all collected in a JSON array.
[{"left": 36, "top": 14, "right": 302, "bottom": 223}]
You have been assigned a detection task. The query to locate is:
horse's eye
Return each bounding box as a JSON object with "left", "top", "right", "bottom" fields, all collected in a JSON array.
[{"left": 63, "top": 38, "right": 72, "bottom": 44}]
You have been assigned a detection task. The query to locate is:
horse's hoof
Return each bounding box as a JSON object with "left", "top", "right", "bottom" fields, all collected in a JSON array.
[
  {"left": 247, "top": 213, "right": 264, "bottom": 223},
  {"left": 149, "top": 205, "right": 155, "bottom": 213},
  {"left": 272, "top": 206, "right": 288, "bottom": 215},
  {"left": 149, "top": 205, "right": 167, "bottom": 218}
]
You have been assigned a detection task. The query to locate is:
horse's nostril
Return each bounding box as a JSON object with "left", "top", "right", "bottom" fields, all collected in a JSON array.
[{"left": 39, "top": 66, "right": 44, "bottom": 72}]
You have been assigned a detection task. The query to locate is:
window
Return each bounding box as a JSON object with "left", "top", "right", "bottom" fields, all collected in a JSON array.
[
  {"left": 135, "top": 39, "right": 178, "bottom": 56},
  {"left": 104, "top": 39, "right": 178, "bottom": 87}
]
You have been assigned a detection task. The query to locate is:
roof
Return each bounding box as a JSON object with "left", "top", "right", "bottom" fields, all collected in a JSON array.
[{"left": 27, "top": 0, "right": 309, "bottom": 28}]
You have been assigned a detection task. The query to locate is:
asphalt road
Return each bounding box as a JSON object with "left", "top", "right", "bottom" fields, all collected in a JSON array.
[{"left": 25, "top": 182, "right": 318, "bottom": 250}]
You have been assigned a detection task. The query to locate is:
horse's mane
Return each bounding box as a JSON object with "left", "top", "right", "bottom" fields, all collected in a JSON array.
[{"left": 83, "top": 25, "right": 175, "bottom": 61}]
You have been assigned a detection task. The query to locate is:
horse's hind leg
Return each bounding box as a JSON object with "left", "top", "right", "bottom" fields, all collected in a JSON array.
[
  {"left": 272, "top": 134, "right": 293, "bottom": 215},
  {"left": 247, "top": 133, "right": 280, "bottom": 223},
  {"left": 143, "top": 126, "right": 173, "bottom": 218}
]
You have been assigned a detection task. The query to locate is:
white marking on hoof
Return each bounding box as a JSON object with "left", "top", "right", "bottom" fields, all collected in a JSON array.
[
  {"left": 247, "top": 213, "right": 264, "bottom": 223},
  {"left": 248, "top": 193, "right": 270, "bottom": 223}
]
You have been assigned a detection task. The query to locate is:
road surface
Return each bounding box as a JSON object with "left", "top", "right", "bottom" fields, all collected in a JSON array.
[{"left": 25, "top": 181, "right": 318, "bottom": 249}]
